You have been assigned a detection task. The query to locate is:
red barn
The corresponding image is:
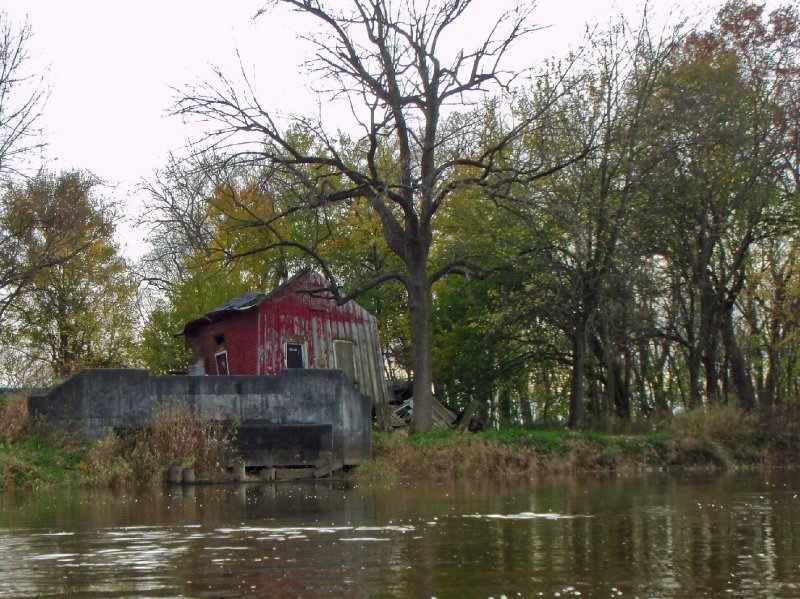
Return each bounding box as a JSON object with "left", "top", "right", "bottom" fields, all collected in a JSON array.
[{"left": 180, "top": 270, "right": 389, "bottom": 406}]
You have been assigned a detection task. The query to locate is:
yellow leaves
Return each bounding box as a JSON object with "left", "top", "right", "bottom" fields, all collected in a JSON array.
[{"left": 2, "top": 171, "right": 139, "bottom": 380}]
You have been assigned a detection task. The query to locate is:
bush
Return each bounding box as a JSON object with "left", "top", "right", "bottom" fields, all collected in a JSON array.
[
  {"left": 670, "top": 403, "right": 756, "bottom": 445},
  {"left": 0, "top": 394, "right": 30, "bottom": 442},
  {"left": 81, "top": 404, "right": 234, "bottom": 486},
  {"left": 667, "top": 404, "right": 760, "bottom": 467},
  {"left": 81, "top": 431, "right": 134, "bottom": 487},
  {"left": 144, "top": 404, "right": 233, "bottom": 480}
]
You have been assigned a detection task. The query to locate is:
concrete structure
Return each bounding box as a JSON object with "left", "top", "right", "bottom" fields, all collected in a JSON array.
[
  {"left": 27, "top": 368, "right": 371, "bottom": 466},
  {"left": 181, "top": 270, "right": 390, "bottom": 413}
]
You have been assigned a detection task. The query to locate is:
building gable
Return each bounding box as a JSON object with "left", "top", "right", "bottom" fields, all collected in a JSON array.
[{"left": 182, "top": 270, "right": 388, "bottom": 405}]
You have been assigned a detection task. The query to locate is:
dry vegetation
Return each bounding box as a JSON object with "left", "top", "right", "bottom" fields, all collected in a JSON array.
[
  {"left": 355, "top": 405, "right": 796, "bottom": 482},
  {"left": 3, "top": 392, "right": 798, "bottom": 489},
  {"left": 1, "top": 397, "right": 234, "bottom": 489},
  {"left": 81, "top": 404, "right": 234, "bottom": 487},
  {"left": 0, "top": 393, "right": 30, "bottom": 441}
]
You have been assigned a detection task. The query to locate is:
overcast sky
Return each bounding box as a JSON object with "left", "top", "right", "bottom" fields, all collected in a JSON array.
[{"left": 1, "top": 0, "right": 762, "bottom": 260}]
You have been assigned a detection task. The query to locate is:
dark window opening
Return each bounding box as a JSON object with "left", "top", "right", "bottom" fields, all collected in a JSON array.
[
  {"left": 286, "top": 343, "right": 304, "bottom": 369},
  {"left": 214, "top": 334, "right": 225, "bottom": 346}
]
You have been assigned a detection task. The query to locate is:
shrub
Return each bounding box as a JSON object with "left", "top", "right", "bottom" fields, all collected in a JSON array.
[
  {"left": 0, "top": 394, "right": 30, "bottom": 442},
  {"left": 81, "top": 431, "right": 135, "bottom": 487},
  {"left": 81, "top": 403, "right": 234, "bottom": 486},
  {"left": 669, "top": 403, "right": 756, "bottom": 446},
  {"left": 142, "top": 404, "right": 233, "bottom": 480},
  {"left": 667, "top": 403, "right": 760, "bottom": 467}
]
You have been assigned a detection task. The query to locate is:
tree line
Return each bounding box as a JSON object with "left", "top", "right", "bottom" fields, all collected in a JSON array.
[{"left": 1, "top": 1, "right": 798, "bottom": 433}]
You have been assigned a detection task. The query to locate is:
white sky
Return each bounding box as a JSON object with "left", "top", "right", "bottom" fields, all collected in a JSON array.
[{"left": 1, "top": 0, "right": 759, "bottom": 260}]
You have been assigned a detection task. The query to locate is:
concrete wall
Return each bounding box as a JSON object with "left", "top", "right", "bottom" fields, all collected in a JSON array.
[{"left": 27, "top": 368, "right": 372, "bottom": 465}]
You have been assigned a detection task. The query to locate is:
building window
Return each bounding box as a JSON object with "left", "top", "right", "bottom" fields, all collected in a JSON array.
[
  {"left": 215, "top": 351, "right": 229, "bottom": 375},
  {"left": 286, "top": 342, "right": 305, "bottom": 369},
  {"left": 333, "top": 339, "right": 357, "bottom": 383}
]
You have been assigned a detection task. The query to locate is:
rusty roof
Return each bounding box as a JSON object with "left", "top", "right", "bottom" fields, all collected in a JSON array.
[
  {"left": 178, "top": 270, "right": 321, "bottom": 336},
  {"left": 211, "top": 290, "right": 264, "bottom": 313}
]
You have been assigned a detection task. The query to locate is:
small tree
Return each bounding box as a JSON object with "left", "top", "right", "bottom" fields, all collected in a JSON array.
[{"left": 3, "top": 171, "right": 138, "bottom": 381}]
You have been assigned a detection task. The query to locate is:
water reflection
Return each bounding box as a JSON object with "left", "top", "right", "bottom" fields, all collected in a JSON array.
[{"left": 1, "top": 472, "right": 799, "bottom": 597}]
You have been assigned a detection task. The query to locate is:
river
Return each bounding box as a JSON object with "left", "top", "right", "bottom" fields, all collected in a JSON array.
[{"left": 1, "top": 470, "right": 799, "bottom": 598}]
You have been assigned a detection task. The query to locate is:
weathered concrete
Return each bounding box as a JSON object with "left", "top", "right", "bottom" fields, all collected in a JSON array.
[
  {"left": 27, "top": 368, "right": 372, "bottom": 466},
  {"left": 234, "top": 422, "right": 332, "bottom": 468}
]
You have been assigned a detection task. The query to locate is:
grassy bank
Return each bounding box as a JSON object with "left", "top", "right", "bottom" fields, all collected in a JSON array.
[
  {"left": 0, "top": 433, "right": 86, "bottom": 489},
  {"left": 0, "top": 394, "right": 86, "bottom": 488},
  {"left": 356, "top": 405, "right": 800, "bottom": 481},
  {"left": 3, "top": 394, "right": 799, "bottom": 489},
  {"left": 1, "top": 394, "right": 233, "bottom": 490}
]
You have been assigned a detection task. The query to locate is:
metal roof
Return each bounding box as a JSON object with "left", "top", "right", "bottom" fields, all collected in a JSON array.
[{"left": 211, "top": 290, "right": 265, "bottom": 313}]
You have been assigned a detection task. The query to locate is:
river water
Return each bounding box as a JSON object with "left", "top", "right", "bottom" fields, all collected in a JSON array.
[{"left": 1, "top": 470, "right": 799, "bottom": 598}]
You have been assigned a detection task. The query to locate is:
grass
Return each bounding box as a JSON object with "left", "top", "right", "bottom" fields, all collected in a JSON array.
[
  {"left": 0, "top": 433, "right": 86, "bottom": 489},
  {"left": 0, "top": 396, "right": 234, "bottom": 489},
  {"left": 3, "top": 391, "right": 798, "bottom": 488},
  {"left": 0, "top": 394, "right": 86, "bottom": 489},
  {"left": 354, "top": 405, "right": 795, "bottom": 482}
]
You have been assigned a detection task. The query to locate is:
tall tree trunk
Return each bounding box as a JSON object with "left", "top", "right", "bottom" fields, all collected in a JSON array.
[
  {"left": 687, "top": 346, "right": 702, "bottom": 408},
  {"left": 723, "top": 310, "right": 755, "bottom": 412},
  {"left": 568, "top": 328, "right": 586, "bottom": 429},
  {"left": 498, "top": 386, "right": 512, "bottom": 429},
  {"left": 700, "top": 298, "right": 720, "bottom": 404},
  {"left": 541, "top": 368, "right": 553, "bottom": 425},
  {"left": 685, "top": 290, "right": 702, "bottom": 408},
  {"left": 408, "top": 268, "right": 433, "bottom": 433},
  {"left": 520, "top": 394, "right": 534, "bottom": 428},
  {"left": 652, "top": 343, "right": 670, "bottom": 415},
  {"left": 517, "top": 373, "right": 534, "bottom": 428},
  {"left": 612, "top": 358, "right": 630, "bottom": 420}
]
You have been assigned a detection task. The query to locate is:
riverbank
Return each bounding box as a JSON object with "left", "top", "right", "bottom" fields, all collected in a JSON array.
[
  {"left": 1, "top": 394, "right": 232, "bottom": 490},
  {"left": 0, "top": 432, "right": 86, "bottom": 489},
  {"left": 3, "top": 394, "right": 799, "bottom": 489},
  {"left": 356, "top": 407, "right": 800, "bottom": 481}
]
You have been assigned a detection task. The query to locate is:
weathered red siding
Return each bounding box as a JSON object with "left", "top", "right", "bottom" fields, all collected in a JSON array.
[
  {"left": 257, "top": 272, "right": 373, "bottom": 375},
  {"left": 185, "top": 271, "right": 388, "bottom": 404},
  {"left": 192, "top": 309, "right": 259, "bottom": 375}
]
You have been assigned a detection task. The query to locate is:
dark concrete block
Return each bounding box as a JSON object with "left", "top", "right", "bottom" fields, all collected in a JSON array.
[{"left": 26, "top": 368, "right": 371, "bottom": 466}]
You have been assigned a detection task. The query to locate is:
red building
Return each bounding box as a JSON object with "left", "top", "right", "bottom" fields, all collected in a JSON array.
[{"left": 181, "top": 270, "right": 389, "bottom": 406}]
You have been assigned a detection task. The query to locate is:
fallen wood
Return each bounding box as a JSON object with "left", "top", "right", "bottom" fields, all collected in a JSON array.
[
  {"left": 275, "top": 468, "right": 315, "bottom": 480},
  {"left": 390, "top": 397, "right": 457, "bottom": 430},
  {"left": 314, "top": 460, "right": 344, "bottom": 478},
  {"left": 457, "top": 399, "right": 482, "bottom": 434}
]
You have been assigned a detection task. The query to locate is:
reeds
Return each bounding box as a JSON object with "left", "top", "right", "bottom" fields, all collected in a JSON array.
[
  {"left": 0, "top": 394, "right": 30, "bottom": 442},
  {"left": 359, "top": 407, "right": 774, "bottom": 481},
  {"left": 81, "top": 403, "right": 234, "bottom": 487}
]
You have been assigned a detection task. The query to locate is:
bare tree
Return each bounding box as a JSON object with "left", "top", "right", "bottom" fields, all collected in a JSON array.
[
  {"left": 138, "top": 154, "right": 222, "bottom": 292},
  {"left": 0, "top": 13, "right": 47, "bottom": 325},
  {"left": 177, "top": 0, "right": 586, "bottom": 431},
  {"left": 0, "top": 13, "right": 45, "bottom": 178}
]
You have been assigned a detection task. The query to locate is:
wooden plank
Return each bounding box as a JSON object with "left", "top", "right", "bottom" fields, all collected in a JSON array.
[
  {"left": 314, "top": 460, "right": 343, "bottom": 479},
  {"left": 432, "top": 398, "right": 457, "bottom": 427},
  {"left": 275, "top": 468, "right": 315, "bottom": 480}
]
